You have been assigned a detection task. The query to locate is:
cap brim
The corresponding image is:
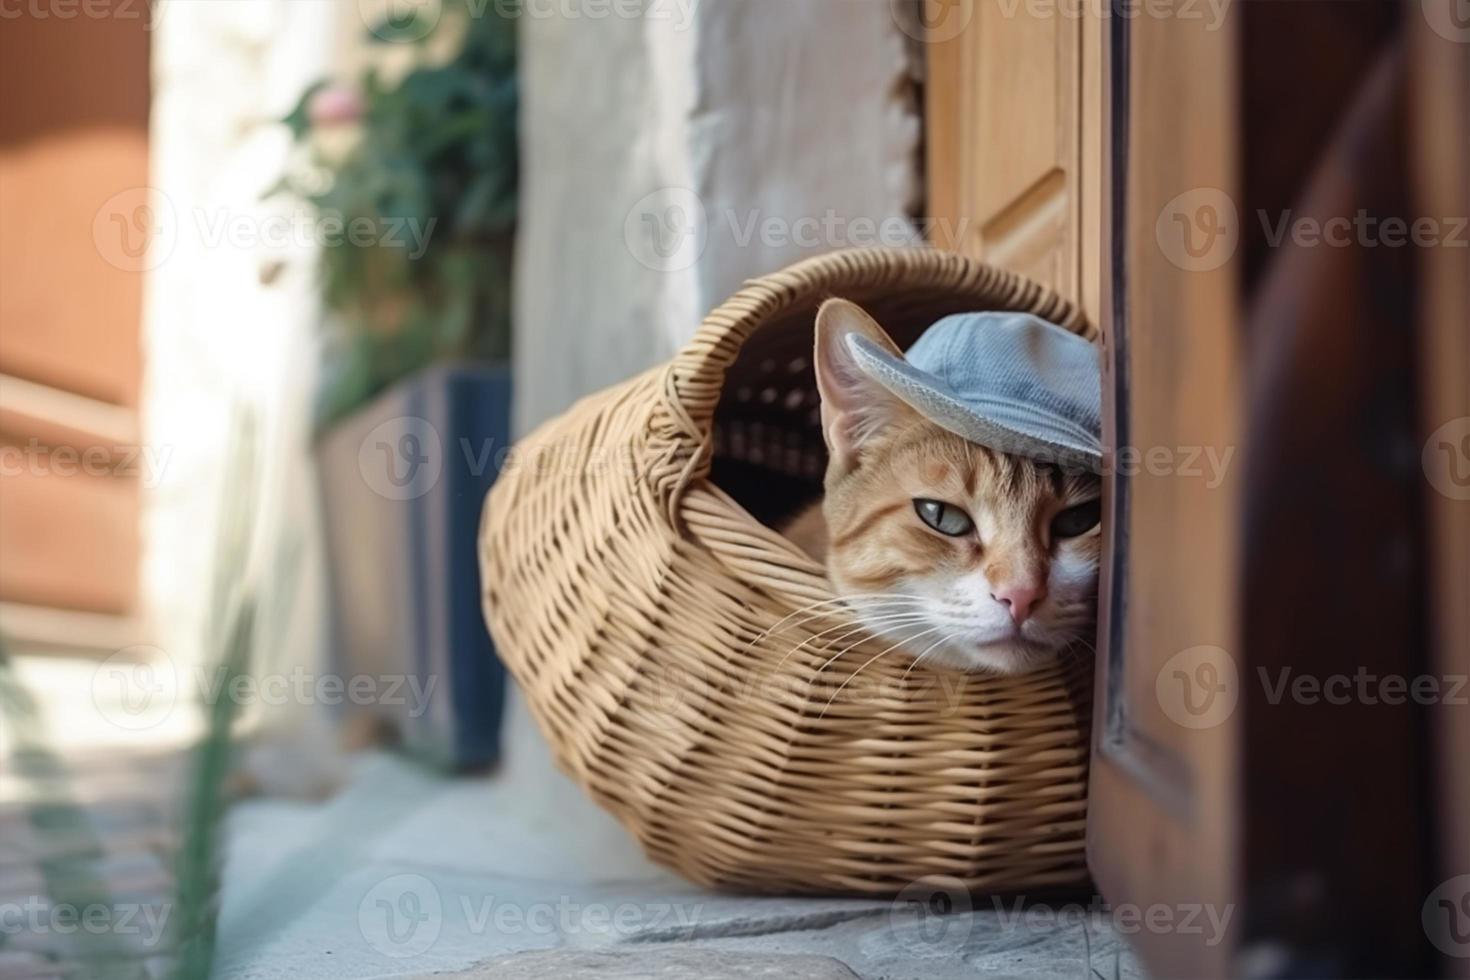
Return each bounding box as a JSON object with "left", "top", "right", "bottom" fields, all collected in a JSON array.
[{"left": 847, "top": 334, "right": 1103, "bottom": 473}]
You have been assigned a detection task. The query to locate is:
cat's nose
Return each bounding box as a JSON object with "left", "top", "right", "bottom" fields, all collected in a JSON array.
[{"left": 991, "top": 583, "right": 1045, "bottom": 624}]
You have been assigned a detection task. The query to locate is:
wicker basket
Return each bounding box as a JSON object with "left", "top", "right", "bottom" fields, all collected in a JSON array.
[{"left": 479, "top": 247, "right": 1096, "bottom": 896}]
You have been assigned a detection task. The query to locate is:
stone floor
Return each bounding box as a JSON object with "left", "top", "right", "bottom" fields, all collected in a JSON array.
[
  {"left": 3, "top": 657, "right": 1143, "bottom": 980},
  {"left": 212, "top": 752, "right": 1143, "bottom": 980}
]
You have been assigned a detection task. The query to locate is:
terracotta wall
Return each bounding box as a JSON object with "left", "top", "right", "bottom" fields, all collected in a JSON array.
[{"left": 0, "top": 0, "right": 150, "bottom": 615}]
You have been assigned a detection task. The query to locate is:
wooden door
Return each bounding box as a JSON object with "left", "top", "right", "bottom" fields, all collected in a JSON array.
[
  {"left": 928, "top": 2, "right": 1462, "bottom": 975},
  {"left": 0, "top": 0, "right": 150, "bottom": 651},
  {"left": 1085, "top": 10, "right": 1242, "bottom": 977},
  {"left": 925, "top": 0, "right": 1104, "bottom": 323},
  {"left": 1414, "top": 4, "right": 1470, "bottom": 977},
  {"left": 929, "top": 7, "right": 1240, "bottom": 973}
]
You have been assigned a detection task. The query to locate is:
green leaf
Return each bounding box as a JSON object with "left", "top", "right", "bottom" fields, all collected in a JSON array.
[
  {"left": 279, "top": 7, "right": 518, "bottom": 426},
  {"left": 281, "top": 79, "right": 329, "bottom": 141}
]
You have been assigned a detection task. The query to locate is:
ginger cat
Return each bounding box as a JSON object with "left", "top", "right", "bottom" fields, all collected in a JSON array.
[{"left": 784, "top": 299, "right": 1102, "bottom": 675}]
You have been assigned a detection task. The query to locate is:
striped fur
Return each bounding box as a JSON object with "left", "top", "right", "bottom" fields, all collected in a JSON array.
[{"left": 784, "top": 299, "right": 1102, "bottom": 674}]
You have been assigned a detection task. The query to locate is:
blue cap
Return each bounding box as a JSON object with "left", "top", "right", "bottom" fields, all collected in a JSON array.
[{"left": 846, "top": 312, "right": 1103, "bottom": 472}]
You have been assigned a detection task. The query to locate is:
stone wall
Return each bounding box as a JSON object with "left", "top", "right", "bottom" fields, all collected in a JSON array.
[{"left": 515, "top": 0, "right": 923, "bottom": 431}]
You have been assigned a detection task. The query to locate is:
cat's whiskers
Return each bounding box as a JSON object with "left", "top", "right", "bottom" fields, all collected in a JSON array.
[
  {"left": 1067, "top": 635, "right": 1099, "bottom": 658},
  {"left": 899, "top": 651, "right": 929, "bottom": 683},
  {"left": 802, "top": 596, "right": 928, "bottom": 635},
  {"left": 809, "top": 616, "right": 937, "bottom": 677},
  {"left": 742, "top": 597, "right": 876, "bottom": 650},
  {"left": 773, "top": 610, "right": 930, "bottom": 675},
  {"left": 900, "top": 630, "right": 964, "bottom": 682},
  {"left": 746, "top": 594, "right": 928, "bottom": 650},
  {"left": 816, "top": 625, "right": 950, "bottom": 718},
  {"left": 923, "top": 629, "right": 966, "bottom": 661}
]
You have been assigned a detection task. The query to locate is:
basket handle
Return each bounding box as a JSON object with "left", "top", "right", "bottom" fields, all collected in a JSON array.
[{"left": 657, "top": 247, "right": 1088, "bottom": 513}]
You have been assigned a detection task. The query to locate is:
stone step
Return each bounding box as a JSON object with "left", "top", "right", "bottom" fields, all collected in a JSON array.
[{"left": 439, "top": 949, "right": 862, "bottom": 979}]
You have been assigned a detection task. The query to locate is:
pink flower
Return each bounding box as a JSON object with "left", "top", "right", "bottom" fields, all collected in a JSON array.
[{"left": 308, "top": 85, "right": 363, "bottom": 127}]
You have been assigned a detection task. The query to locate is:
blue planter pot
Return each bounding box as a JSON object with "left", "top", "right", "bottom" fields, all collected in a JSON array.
[{"left": 316, "top": 363, "right": 511, "bottom": 770}]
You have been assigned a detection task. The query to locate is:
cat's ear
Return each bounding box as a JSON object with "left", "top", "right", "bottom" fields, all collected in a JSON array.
[{"left": 813, "top": 299, "right": 919, "bottom": 468}]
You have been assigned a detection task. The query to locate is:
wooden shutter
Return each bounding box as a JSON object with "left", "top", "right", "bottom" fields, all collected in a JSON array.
[{"left": 0, "top": 2, "right": 149, "bottom": 647}]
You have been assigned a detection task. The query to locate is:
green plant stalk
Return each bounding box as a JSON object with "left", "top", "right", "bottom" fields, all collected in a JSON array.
[
  {"left": 168, "top": 600, "right": 253, "bottom": 980},
  {"left": 167, "top": 413, "right": 267, "bottom": 980}
]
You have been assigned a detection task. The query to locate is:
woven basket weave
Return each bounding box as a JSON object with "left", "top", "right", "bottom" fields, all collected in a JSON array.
[{"left": 479, "top": 247, "right": 1096, "bottom": 896}]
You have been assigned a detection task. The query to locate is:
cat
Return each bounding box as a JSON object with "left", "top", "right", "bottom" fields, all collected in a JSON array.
[{"left": 783, "top": 299, "right": 1102, "bottom": 675}]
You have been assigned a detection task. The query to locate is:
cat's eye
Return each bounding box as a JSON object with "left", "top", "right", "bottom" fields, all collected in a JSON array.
[
  {"left": 913, "top": 499, "right": 974, "bottom": 537},
  {"left": 1051, "top": 499, "right": 1102, "bottom": 539}
]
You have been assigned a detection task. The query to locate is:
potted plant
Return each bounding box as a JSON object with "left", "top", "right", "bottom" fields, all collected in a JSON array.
[{"left": 278, "top": 6, "right": 516, "bottom": 770}]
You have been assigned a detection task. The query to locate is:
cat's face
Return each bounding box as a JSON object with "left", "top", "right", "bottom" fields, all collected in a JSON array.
[{"left": 813, "top": 299, "right": 1102, "bottom": 674}]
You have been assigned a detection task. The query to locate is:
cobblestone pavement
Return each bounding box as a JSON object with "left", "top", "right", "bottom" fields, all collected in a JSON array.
[{"left": 0, "top": 749, "right": 184, "bottom": 979}]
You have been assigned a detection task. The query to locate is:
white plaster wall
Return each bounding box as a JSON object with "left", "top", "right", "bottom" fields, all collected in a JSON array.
[
  {"left": 508, "top": 0, "right": 923, "bottom": 872},
  {"left": 143, "top": 2, "right": 487, "bottom": 782},
  {"left": 143, "top": 0, "right": 346, "bottom": 759},
  {"left": 515, "top": 0, "right": 922, "bottom": 431}
]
